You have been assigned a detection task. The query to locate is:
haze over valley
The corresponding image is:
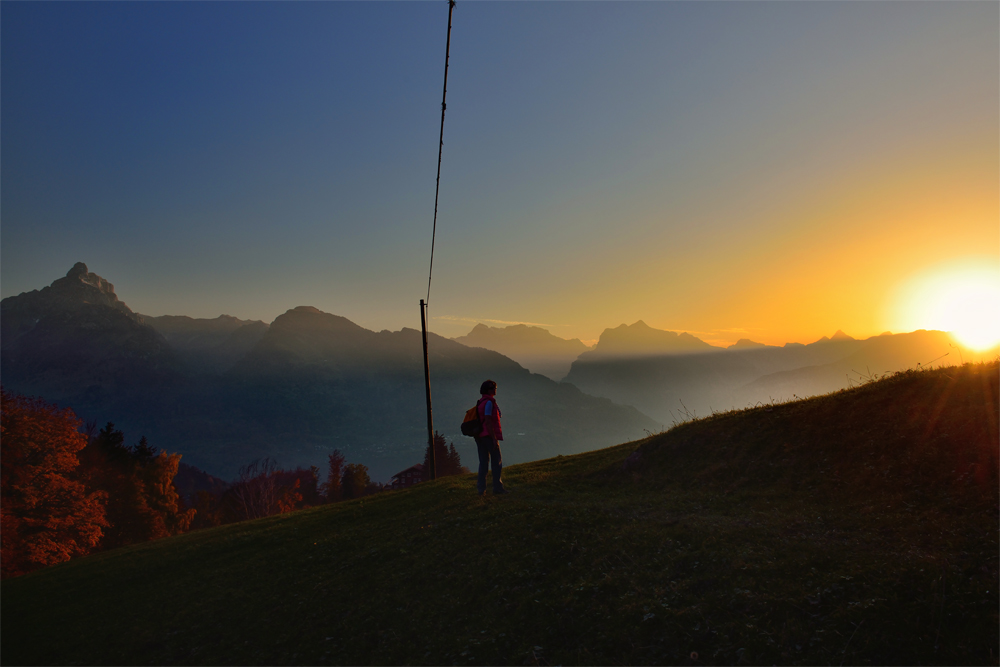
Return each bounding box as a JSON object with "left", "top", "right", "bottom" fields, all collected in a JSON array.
[
  {"left": 1, "top": 264, "right": 658, "bottom": 481},
  {"left": 2, "top": 263, "right": 993, "bottom": 484}
]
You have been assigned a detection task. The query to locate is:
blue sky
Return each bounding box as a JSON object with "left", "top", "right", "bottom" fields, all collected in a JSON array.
[{"left": 3, "top": 1, "right": 997, "bottom": 346}]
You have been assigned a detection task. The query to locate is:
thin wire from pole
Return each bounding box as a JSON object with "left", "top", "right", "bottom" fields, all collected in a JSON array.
[{"left": 426, "top": 0, "right": 455, "bottom": 306}]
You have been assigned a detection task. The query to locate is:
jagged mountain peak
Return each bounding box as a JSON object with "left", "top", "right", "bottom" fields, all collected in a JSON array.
[
  {"left": 57, "top": 262, "right": 121, "bottom": 301},
  {"left": 611, "top": 320, "right": 656, "bottom": 333},
  {"left": 452, "top": 322, "right": 591, "bottom": 381},
  {"left": 589, "top": 320, "right": 719, "bottom": 357},
  {"left": 455, "top": 322, "right": 588, "bottom": 349},
  {"left": 1, "top": 263, "right": 138, "bottom": 345},
  {"left": 0, "top": 263, "right": 180, "bottom": 393},
  {"left": 728, "top": 338, "right": 769, "bottom": 350}
]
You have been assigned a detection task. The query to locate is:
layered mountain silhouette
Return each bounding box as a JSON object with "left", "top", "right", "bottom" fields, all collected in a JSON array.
[
  {"left": 142, "top": 314, "right": 268, "bottom": 375},
  {"left": 452, "top": 323, "right": 591, "bottom": 381},
  {"left": 5, "top": 264, "right": 988, "bottom": 480},
  {"left": 213, "top": 307, "right": 655, "bottom": 479},
  {"left": 0, "top": 265, "right": 657, "bottom": 481},
  {"left": 0, "top": 263, "right": 181, "bottom": 404},
  {"left": 585, "top": 320, "right": 721, "bottom": 357},
  {"left": 731, "top": 329, "right": 963, "bottom": 405},
  {"left": 566, "top": 328, "right": 986, "bottom": 424},
  {"left": 727, "top": 338, "right": 771, "bottom": 350}
]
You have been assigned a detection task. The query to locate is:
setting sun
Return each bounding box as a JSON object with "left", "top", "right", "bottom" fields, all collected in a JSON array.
[{"left": 891, "top": 260, "right": 1000, "bottom": 352}]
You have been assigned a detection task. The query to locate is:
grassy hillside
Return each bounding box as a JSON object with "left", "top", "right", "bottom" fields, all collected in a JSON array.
[{"left": 3, "top": 362, "right": 997, "bottom": 666}]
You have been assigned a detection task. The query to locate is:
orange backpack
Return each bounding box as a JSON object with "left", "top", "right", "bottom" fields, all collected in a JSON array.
[{"left": 460, "top": 401, "right": 482, "bottom": 437}]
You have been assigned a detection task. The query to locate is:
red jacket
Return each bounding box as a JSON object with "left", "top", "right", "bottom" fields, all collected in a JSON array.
[{"left": 477, "top": 395, "right": 503, "bottom": 440}]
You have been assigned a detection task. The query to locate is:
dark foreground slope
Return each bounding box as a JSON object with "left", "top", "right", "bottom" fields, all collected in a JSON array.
[{"left": 3, "top": 363, "right": 997, "bottom": 666}]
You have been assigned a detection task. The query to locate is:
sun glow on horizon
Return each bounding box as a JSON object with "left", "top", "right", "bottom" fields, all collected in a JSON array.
[{"left": 890, "top": 259, "right": 1000, "bottom": 352}]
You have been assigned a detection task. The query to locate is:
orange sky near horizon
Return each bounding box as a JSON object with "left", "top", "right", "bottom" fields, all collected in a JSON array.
[
  {"left": 434, "top": 135, "right": 999, "bottom": 350},
  {"left": 3, "top": 3, "right": 997, "bottom": 351}
]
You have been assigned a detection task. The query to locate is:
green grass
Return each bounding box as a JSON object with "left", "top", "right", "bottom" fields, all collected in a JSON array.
[{"left": 3, "top": 362, "right": 997, "bottom": 666}]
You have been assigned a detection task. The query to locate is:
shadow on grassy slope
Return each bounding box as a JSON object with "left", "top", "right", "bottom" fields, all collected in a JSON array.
[{"left": 2, "top": 363, "right": 997, "bottom": 666}]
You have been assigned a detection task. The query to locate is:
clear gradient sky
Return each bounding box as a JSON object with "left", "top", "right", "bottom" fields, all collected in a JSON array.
[{"left": 2, "top": 1, "right": 997, "bottom": 348}]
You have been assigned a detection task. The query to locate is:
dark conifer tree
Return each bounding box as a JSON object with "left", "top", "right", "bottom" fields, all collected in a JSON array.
[
  {"left": 424, "top": 432, "right": 465, "bottom": 478},
  {"left": 323, "top": 450, "right": 345, "bottom": 503},
  {"left": 303, "top": 466, "right": 322, "bottom": 506},
  {"left": 448, "top": 443, "right": 469, "bottom": 475},
  {"left": 340, "top": 463, "right": 371, "bottom": 500}
]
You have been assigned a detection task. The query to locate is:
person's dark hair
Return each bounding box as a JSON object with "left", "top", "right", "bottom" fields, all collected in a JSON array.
[{"left": 480, "top": 380, "right": 497, "bottom": 395}]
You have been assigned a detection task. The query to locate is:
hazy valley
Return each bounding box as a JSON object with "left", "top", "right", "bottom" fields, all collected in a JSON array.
[
  {"left": 0, "top": 264, "right": 655, "bottom": 481},
  {"left": 448, "top": 316, "right": 994, "bottom": 427},
  {"left": 2, "top": 263, "right": 993, "bottom": 484}
]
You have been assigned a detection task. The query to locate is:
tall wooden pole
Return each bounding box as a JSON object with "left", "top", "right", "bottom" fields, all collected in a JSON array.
[
  {"left": 420, "top": 299, "right": 435, "bottom": 480},
  {"left": 420, "top": 1, "right": 455, "bottom": 482}
]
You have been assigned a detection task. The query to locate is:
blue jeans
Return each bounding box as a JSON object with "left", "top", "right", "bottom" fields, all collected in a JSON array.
[{"left": 475, "top": 436, "right": 504, "bottom": 493}]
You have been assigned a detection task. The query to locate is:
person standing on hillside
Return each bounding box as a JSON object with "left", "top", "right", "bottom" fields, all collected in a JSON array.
[{"left": 475, "top": 380, "right": 507, "bottom": 496}]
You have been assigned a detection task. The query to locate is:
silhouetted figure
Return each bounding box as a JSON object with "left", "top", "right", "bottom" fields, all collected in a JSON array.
[{"left": 475, "top": 379, "right": 507, "bottom": 495}]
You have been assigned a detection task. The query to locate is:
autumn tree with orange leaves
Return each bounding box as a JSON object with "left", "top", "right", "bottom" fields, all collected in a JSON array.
[
  {"left": 0, "top": 390, "right": 108, "bottom": 578},
  {"left": 76, "top": 423, "right": 194, "bottom": 549}
]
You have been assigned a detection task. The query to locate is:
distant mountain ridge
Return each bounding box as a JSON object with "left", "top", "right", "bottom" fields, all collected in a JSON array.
[
  {"left": 2, "top": 262, "right": 140, "bottom": 341},
  {"left": 0, "top": 265, "right": 658, "bottom": 481},
  {"left": 452, "top": 320, "right": 725, "bottom": 381},
  {"left": 452, "top": 323, "right": 591, "bottom": 381},
  {"left": 218, "top": 306, "right": 656, "bottom": 479},
  {"left": 3, "top": 262, "right": 133, "bottom": 322},
  {"left": 142, "top": 314, "right": 268, "bottom": 374},
  {"left": 565, "top": 328, "right": 988, "bottom": 424},
  {"left": 0, "top": 263, "right": 181, "bottom": 400},
  {"left": 5, "top": 263, "right": 990, "bottom": 479},
  {"left": 727, "top": 338, "right": 771, "bottom": 350},
  {"left": 585, "top": 320, "right": 721, "bottom": 358}
]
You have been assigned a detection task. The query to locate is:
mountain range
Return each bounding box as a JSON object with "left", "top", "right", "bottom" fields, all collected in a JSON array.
[
  {"left": 1, "top": 263, "right": 182, "bottom": 400},
  {"left": 449, "top": 319, "right": 987, "bottom": 422},
  {"left": 452, "top": 323, "right": 591, "bottom": 381},
  {"left": 140, "top": 314, "right": 268, "bottom": 375},
  {"left": 0, "top": 264, "right": 656, "bottom": 481},
  {"left": 565, "top": 328, "right": 984, "bottom": 424},
  {"left": 4, "top": 263, "right": 989, "bottom": 480},
  {"left": 585, "top": 320, "right": 719, "bottom": 357}
]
